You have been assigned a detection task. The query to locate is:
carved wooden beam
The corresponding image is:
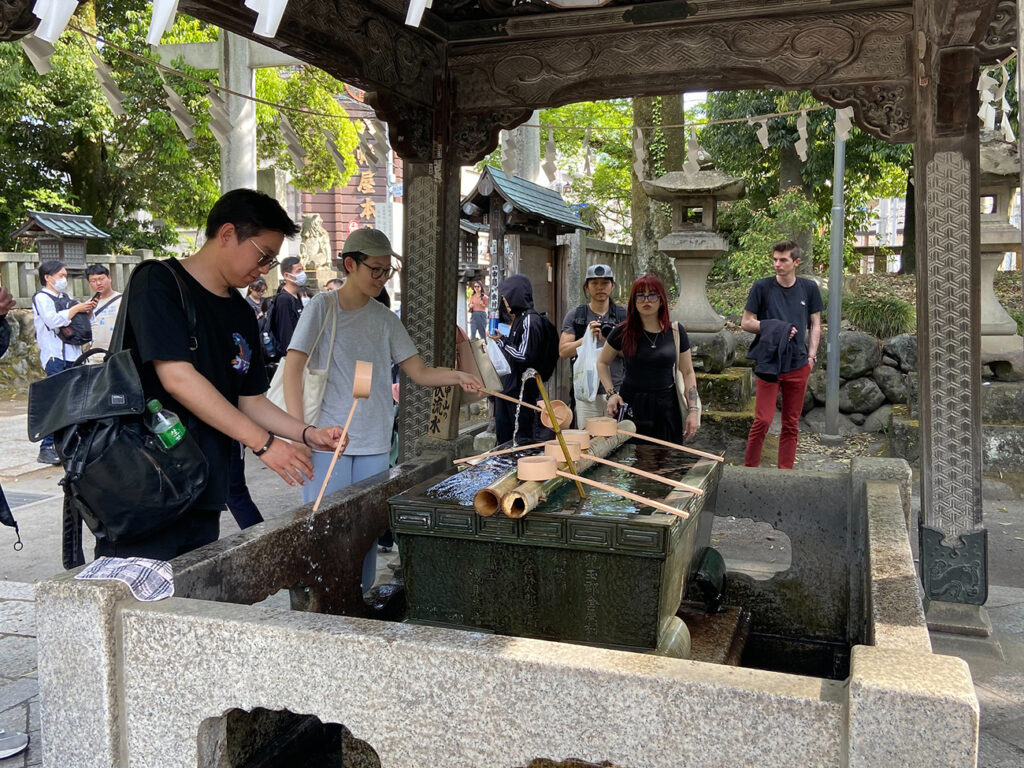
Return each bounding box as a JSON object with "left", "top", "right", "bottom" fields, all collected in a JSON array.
[
  {"left": 0, "top": 0, "right": 37, "bottom": 41},
  {"left": 977, "top": 0, "right": 1016, "bottom": 62}
]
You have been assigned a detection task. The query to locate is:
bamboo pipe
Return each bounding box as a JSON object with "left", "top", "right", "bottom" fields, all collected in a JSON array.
[
  {"left": 473, "top": 468, "right": 521, "bottom": 516},
  {"left": 583, "top": 453, "right": 703, "bottom": 495},
  {"left": 586, "top": 417, "right": 724, "bottom": 462},
  {"left": 500, "top": 427, "right": 631, "bottom": 518},
  {"left": 453, "top": 441, "right": 546, "bottom": 466},
  {"left": 515, "top": 457, "right": 689, "bottom": 519},
  {"left": 313, "top": 361, "right": 372, "bottom": 512}
]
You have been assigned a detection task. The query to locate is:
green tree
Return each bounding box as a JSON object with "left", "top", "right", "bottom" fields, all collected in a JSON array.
[
  {"left": 0, "top": 1, "right": 356, "bottom": 254},
  {"left": 700, "top": 89, "right": 911, "bottom": 276}
]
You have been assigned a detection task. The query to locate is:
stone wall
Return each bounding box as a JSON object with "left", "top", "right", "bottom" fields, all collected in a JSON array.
[{"left": 0, "top": 311, "right": 44, "bottom": 396}]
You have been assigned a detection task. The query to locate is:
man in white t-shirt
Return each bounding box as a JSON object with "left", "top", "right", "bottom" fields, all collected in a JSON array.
[{"left": 86, "top": 264, "right": 122, "bottom": 361}]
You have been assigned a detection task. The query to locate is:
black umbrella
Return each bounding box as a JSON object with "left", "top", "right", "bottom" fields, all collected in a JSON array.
[{"left": 0, "top": 482, "right": 22, "bottom": 551}]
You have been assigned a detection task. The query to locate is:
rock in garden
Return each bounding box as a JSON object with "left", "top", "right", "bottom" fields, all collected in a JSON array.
[
  {"left": 839, "top": 377, "right": 886, "bottom": 414},
  {"left": 839, "top": 331, "right": 881, "bottom": 378},
  {"left": 883, "top": 334, "right": 917, "bottom": 372},
  {"left": 881, "top": 354, "right": 900, "bottom": 368},
  {"left": 803, "top": 385, "right": 815, "bottom": 414},
  {"left": 862, "top": 404, "right": 894, "bottom": 433},
  {"left": 848, "top": 412, "right": 867, "bottom": 425},
  {"left": 801, "top": 407, "right": 860, "bottom": 435},
  {"left": 733, "top": 330, "right": 756, "bottom": 367},
  {"left": 807, "top": 366, "right": 829, "bottom": 404},
  {"left": 873, "top": 365, "right": 909, "bottom": 404},
  {"left": 689, "top": 330, "right": 735, "bottom": 373}
]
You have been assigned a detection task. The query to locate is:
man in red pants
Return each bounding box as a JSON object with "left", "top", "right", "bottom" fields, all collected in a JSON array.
[{"left": 741, "top": 240, "right": 823, "bottom": 469}]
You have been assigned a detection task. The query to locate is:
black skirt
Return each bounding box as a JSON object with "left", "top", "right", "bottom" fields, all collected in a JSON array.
[{"left": 619, "top": 383, "right": 682, "bottom": 443}]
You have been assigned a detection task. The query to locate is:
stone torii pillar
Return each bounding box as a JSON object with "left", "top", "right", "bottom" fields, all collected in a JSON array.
[
  {"left": 913, "top": 0, "right": 989, "bottom": 633},
  {"left": 156, "top": 32, "right": 299, "bottom": 192}
]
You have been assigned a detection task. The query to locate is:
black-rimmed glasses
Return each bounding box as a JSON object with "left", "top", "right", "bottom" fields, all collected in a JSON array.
[
  {"left": 635, "top": 292, "right": 661, "bottom": 302},
  {"left": 357, "top": 261, "right": 395, "bottom": 280},
  {"left": 249, "top": 239, "right": 279, "bottom": 270}
]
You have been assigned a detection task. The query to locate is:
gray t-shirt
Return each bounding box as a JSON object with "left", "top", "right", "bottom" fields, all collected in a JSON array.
[
  {"left": 289, "top": 291, "right": 418, "bottom": 455},
  {"left": 561, "top": 304, "right": 626, "bottom": 391}
]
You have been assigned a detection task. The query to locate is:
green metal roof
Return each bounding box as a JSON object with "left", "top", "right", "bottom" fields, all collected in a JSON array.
[
  {"left": 466, "top": 166, "right": 590, "bottom": 233},
  {"left": 14, "top": 211, "right": 111, "bottom": 240}
]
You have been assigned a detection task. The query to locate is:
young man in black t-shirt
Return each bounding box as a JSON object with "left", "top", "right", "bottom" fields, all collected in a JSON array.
[
  {"left": 269, "top": 256, "right": 305, "bottom": 356},
  {"left": 741, "top": 240, "right": 823, "bottom": 469},
  {"left": 102, "top": 189, "right": 345, "bottom": 560}
]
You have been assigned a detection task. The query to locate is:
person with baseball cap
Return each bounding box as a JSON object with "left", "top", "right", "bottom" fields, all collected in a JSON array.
[
  {"left": 282, "top": 228, "right": 482, "bottom": 592},
  {"left": 558, "top": 263, "right": 628, "bottom": 427}
]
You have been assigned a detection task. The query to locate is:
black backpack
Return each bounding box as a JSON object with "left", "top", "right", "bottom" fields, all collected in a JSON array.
[
  {"left": 528, "top": 310, "right": 560, "bottom": 381},
  {"left": 33, "top": 291, "right": 93, "bottom": 346}
]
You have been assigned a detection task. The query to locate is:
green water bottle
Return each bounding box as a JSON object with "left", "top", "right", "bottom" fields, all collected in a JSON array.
[{"left": 146, "top": 399, "right": 186, "bottom": 449}]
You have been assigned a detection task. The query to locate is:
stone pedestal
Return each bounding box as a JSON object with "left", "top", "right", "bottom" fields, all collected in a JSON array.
[{"left": 978, "top": 132, "right": 1023, "bottom": 380}]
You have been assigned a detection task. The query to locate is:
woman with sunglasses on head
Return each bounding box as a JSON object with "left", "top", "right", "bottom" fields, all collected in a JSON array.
[
  {"left": 596, "top": 274, "right": 700, "bottom": 443},
  {"left": 282, "top": 228, "right": 482, "bottom": 592}
]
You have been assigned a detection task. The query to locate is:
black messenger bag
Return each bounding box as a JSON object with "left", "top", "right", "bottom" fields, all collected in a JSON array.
[{"left": 27, "top": 261, "right": 209, "bottom": 566}]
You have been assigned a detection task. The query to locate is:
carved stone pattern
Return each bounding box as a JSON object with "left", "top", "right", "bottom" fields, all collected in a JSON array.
[
  {"left": 451, "top": 108, "right": 534, "bottom": 165},
  {"left": 449, "top": 10, "right": 913, "bottom": 112},
  {"left": 977, "top": 0, "right": 1016, "bottom": 62},
  {"left": 0, "top": 0, "right": 35, "bottom": 41},
  {"left": 400, "top": 168, "right": 441, "bottom": 459},
  {"left": 810, "top": 83, "right": 914, "bottom": 143},
  {"left": 366, "top": 92, "right": 435, "bottom": 162},
  {"left": 924, "top": 151, "right": 982, "bottom": 535}
]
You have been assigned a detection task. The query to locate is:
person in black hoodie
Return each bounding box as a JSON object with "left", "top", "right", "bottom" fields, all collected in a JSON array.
[{"left": 490, "top": 273, "right": 551, "bottom": 445}]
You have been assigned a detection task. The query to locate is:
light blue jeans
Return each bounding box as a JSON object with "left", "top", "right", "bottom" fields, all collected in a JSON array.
[{"left": 302, "top": 451, "right": 390, "bottom": 592}]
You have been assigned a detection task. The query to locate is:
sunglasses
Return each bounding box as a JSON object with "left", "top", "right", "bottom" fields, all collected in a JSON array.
[
  {"left": 635, "top": 292, "right": 661, "bottom": 302},
  {"left": 249, "top": 239, "right": 279, "bottom": 270}
]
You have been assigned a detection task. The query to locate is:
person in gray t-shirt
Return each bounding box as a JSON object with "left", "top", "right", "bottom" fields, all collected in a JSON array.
[
  {"left": 283, "top": 228, "right": 481, "bottom": 591},
  {"left": 559, "top": 263, "right": 628, "bottom": 427}
]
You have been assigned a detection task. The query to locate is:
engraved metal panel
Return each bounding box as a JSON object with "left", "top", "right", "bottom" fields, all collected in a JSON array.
[
  {"left": 436, "top": 510, "right": 476, "bottom": 533},
  {"left": 920, "top": 526, "right": 988, "bottom": 605},
  {"left": 567, "top": 521, "right": 612, "bottom": 547},
  {"left": 391, "top": 507, "right": 432, "bottom": 530},
  {"left": 478, "top": 516, "right": 519, "bottom": 538},
  {"left": 522, "top": 518, "right": 566, "bottom": 543},
  {"left": 615, "top": 525, "right": 665, "bottom": 553}
]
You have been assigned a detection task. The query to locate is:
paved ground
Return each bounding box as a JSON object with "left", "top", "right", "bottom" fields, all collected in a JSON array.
[{"left": 1, "top": 400, "right": 1022, "bottom": 766}]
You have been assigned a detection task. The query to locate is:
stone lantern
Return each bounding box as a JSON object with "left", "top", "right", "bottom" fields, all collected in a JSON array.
[
  {"left": 978, "top": 131, "right": 1023, "bottom": 379},
  {"left": 642, "top": 168, "right": 744, "bottom": 372}
]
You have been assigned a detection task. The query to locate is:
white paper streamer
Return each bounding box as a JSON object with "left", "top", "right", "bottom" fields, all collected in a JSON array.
[
  {"left": 748, "top": 116, "right": 770, "bottom": 149},
  {"left": 32, "top": 0, "right": 78, "bottom": 44},
  {"left": 279, "top": 112, "right": 306, "bottom": 169},
  {"left": 207, "top": 87, "right": 231, "bottom": 148},
  {"left": 632, "top": 127, "right": 646, "bottom": 181},
  {"left": 147, "top": 0, "right": 180, "bottom": 46},
  {"left": 163, "top": 83, "right": 195, "bottom": 140},
  {"left": 244, "top": 0, "right": 290, "bottom": 38},
  {"left": 795, "top": 109, "right": 809, "bottom": 161},
  {"left": 20, "top": 35, "right": 54, "bottom": 75},
  {"left": 683, "top": 126, "right": 701, "bottom": 178},
  {"left": 543, "top": 127, "right": 558, "bottom": 183},
  {"left": 91, "top": 54, "right": 126, "bottom": 116},
  {"left": 582, "top": 127, "right": 592, "bottom": 176},
  {"left": 834, "top": 107, "right": 854, "bottom": 141}
]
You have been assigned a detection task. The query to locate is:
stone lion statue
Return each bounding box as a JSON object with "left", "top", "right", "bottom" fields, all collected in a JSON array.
[{"left": 299, "top": 213, "right": 332, "bottom": 269}]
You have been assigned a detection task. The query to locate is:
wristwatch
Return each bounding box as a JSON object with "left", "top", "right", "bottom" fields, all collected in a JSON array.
[{"left": 606, "top": 387, "right": 618, "bottom": 397}]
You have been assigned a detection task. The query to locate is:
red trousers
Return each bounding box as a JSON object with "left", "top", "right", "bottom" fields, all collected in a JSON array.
[{"left": 744, "top": 363, "right": 812, "bottom": 469}]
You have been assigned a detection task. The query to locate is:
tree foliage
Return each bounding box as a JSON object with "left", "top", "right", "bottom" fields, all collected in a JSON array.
[
  {"left": 0, "top": 0, "right": 355, "bottom": 254},
  {"left": 699, "top": 89, "right": 912, "bottom": 277}
]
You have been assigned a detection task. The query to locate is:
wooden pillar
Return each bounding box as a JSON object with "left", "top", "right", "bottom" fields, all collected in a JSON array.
[
  {"left": 913, "top": 2, "right": 987, "bottom": 612},
  {"left": 398, "top": 154, "right": 462, "bottom": 459}
]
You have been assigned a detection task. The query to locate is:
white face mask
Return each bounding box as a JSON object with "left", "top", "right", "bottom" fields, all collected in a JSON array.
[
  {"left": 287, "top": 270, "right": 308, "bottom": 287},
  {"left": 53, "top": 277, "right": 68, "bottom": 293},
  {"left": 301, "top": 296, "right": 310, "bottom": 307}
]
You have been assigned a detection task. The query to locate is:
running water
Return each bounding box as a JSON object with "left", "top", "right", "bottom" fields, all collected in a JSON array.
[{"left": 511, "top": 367, "right": 539, "bottom": 445}]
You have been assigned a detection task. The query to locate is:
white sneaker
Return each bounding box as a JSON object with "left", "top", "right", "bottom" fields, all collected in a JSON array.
[{"left": 0, "top": 729, "right": 29, "bottom": 759}]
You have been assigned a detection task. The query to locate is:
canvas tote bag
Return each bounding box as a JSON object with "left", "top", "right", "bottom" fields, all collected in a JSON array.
[{"left": 267, "top": 296, "right": 337, "bottom": 424}]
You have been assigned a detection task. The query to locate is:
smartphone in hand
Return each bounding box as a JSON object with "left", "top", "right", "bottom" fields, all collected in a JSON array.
[{"left": 91, "top": 292, "right": 102, "bottom": 302}]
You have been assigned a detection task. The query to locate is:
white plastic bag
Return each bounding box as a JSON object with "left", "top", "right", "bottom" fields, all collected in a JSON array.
[
  {"left": 487, "top": 337, "right": 512, "bottom": 376},
  {"left": 573, "top": 329, "right": 600, "bottom": 402}
]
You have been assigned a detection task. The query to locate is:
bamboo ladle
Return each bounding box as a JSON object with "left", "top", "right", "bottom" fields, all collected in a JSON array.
[
  {"left": 542, "top": 440, "right": 702, "bottom": 495},
  {"left": 586, "top": 417, "right": 724, "bottom": 463},
  {"left": 516, "top": 456, "right": 689, "bottom": 519},
  {"left": 477, "top": 387, "right": 573, "bottom": 429},
  {"left": 313, "top": 360, "right": 372, "bottom": 512},
  {"left": 453, "top": 441, "right": 547, "bottom": 466}
]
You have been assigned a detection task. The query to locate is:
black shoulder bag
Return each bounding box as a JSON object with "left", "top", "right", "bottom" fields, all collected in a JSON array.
[{"left": 27, "top": 260, "right": 209, "bottom": 568}]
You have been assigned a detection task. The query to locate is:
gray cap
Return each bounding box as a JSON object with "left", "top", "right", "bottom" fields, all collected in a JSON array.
[
  {"left": 585, "top": 263, "right": 614, "bottom": 282},
  {"left": 341, "top": 228, "right": 396, "bottom": 258}
]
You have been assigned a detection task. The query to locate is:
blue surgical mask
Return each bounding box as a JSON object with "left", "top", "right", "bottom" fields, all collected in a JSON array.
[
  {"left": 287, "top": 270, "right": 308, "bottom": 287},
  {"left": 53, "top": 277, "right": 68, "bottom": 293}
]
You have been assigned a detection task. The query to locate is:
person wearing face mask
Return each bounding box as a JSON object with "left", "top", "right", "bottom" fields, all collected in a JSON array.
[
  {"left": 268, "top": 256, "right": 306, "bottom": 357},
  {"left": 32, "top": 261, "right": 97, "bottom": 465}
]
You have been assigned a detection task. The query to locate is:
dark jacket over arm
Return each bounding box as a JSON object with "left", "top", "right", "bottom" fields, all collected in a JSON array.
[
  {"left": 0, "top": 315, "right": 10, "bottom": 360},
  {"left": 746, "top": 319, "right": 792, "bottom": 382}
]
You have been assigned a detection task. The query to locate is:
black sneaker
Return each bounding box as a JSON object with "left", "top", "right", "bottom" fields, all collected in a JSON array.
[{"left": 37, "top": 447, "right": 61, "bottom": 466}]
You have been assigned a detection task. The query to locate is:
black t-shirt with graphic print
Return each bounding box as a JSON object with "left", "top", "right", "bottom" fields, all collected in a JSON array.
[{"left": 125, "top": 259, "right": 269, "bottom": 511}]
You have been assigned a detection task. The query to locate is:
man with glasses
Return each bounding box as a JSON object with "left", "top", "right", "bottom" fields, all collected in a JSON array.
[{"left": 111, "top": 188, "right": 345, "bottom": 559}]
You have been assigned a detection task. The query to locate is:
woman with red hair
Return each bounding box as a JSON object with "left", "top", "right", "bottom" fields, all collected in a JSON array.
[{"left": 596, "top": 274, "right": 700, "bottom": 442}]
